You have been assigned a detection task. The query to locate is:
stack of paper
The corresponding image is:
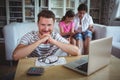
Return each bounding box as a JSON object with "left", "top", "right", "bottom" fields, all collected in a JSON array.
[{"left": 35, "top": 57, "right": 66, "bottom": 67}]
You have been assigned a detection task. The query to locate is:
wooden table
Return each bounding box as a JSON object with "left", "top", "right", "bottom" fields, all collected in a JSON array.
[{"left": 14, "top": 56, "right": 120, "bottom": 80}]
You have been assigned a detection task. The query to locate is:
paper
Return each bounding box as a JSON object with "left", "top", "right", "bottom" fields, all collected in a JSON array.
[{"left": 35, "top": 57, "right": 66, "bottom": 67}]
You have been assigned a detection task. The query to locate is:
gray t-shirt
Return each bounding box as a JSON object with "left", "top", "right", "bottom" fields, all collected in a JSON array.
[{"left": 20, "top": 31, "right": 69, "bottom": 57}]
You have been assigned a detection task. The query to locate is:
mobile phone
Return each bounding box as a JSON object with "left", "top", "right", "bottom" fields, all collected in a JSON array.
[{"left": 27, "top": 67, "right": 44, "bottom": 76}]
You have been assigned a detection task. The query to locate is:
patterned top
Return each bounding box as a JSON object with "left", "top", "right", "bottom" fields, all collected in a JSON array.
[{"left": 20, "top": 31, "right": 69, "bottom": 57}]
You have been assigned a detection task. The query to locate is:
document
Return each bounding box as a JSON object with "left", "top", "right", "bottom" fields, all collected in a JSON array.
[{"left": 35, "top": 57, "right": 66, "bottom": 67}]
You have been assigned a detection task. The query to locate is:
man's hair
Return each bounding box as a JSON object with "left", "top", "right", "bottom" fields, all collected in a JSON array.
[
  {"left": 77, "top": 3, "right": 88, "bottom": 12},
  {"left": 37, "top": 10, "right": 55, "bottom": 22}
]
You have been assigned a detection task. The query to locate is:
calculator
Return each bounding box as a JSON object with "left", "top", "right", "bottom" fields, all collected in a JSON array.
[{"left": 27, "top": 67, "right": 44, "bottom": 76}]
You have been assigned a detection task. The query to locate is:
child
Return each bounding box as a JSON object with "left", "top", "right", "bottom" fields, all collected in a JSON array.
[
  {"left": 73, "top": 4, "right": 94, "bottom": 55},
  {"left": 59, "top": 10, "right": 75, "bottom": 44}
]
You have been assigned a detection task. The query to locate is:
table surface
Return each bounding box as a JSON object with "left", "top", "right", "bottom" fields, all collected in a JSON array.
[{"left": 14, "top": 56, "right": 120, "bottom": 80}]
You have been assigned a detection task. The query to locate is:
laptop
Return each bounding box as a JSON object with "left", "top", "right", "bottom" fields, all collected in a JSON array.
[{"left": 64, "top": 37, "right": 112, "bottom": 75}]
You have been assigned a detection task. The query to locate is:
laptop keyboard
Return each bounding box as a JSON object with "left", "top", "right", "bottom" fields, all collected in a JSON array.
[
  {"left": 76, "top": 63, "right": 88, "bottom": 72},
  {"left": 75, "top": 56, "right": 88, "bottom": 64}
]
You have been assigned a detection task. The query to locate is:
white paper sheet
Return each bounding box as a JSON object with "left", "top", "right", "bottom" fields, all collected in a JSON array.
[{"left": 35, "top": 57, "right": 66, "bottom": 67}]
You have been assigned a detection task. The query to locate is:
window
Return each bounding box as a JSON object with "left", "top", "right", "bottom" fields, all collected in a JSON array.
[{"left": 115, "top": 2, "right": 120, "bottom": 20}]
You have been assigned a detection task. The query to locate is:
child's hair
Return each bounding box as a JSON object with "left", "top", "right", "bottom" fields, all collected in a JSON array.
[
  {"left": 78, "top": 3, "right": 88, "bottom": 12},
  {"left": 61, "top": 10, "right": 75, "bottom": 21}
]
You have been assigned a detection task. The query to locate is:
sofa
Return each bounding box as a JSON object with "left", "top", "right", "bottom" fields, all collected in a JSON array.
[
  {"left": 105, "top": 26, "right": 120, "bottom": 58},
  {"left": 3, "top": 22, "right": 120, "bottom": 62},
  {"left": 94, "top": 24, "right": 120, "bottom": 58}
]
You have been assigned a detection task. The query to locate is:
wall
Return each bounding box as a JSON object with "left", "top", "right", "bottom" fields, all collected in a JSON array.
[
  {"left": 109, "top": 0, "right": 120, "bottom": 26},
  {"left": 101, "top": 0, "right": 120, "bottom": 26},
  {"left": 100, "top": 0, "right": 109, "bottom": 25}
]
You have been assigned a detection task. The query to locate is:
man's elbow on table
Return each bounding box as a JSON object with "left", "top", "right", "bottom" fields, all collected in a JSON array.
[
  {"left": 12, "top": 52, "right": 21, "bottom": 61},
  {"left": 69, "top": 47, "right": 81, "bottom": 56}
]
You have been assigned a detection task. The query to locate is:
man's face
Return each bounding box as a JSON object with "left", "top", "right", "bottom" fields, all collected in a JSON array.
[
  {"left": 78, "top": 10, "right": 86, "bottom": 19},
  {"left": 38, "top": 17, "right": 54, "bottom": 35}
]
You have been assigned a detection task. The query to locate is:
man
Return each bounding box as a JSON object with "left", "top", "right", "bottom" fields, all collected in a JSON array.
[
  {"left": 73, "top": 4, "right": 94, "bottom": 55},
  {"left": 13, "top": 10, "right": 79, "bottom": 61}
]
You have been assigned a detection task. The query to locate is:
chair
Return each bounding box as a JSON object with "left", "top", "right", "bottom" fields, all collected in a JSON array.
[{"left": 3, "top": 22, "right": 38, "bottom": 65}]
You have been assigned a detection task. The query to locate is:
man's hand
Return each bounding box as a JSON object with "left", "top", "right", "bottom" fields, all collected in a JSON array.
[
  {"left": 47, "top": 36, "right": 56, "bottom": 44},
  {"left": 40, "top": 34, "right": 50, "bottom": 44}
]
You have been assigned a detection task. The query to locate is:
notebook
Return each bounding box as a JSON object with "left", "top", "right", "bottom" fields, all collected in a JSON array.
[{"left": 64, "top": 37, "right": 112, "bottom": 75}]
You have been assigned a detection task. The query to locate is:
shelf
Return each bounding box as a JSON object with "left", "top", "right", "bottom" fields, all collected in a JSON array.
[
  {"left": 0, "top": 16, "right": 6, "bottom": 19},
  {"left": 66, "top": 7, "right": 74, "bottom": 9},
  {"left": 40, "top": 6, "right": 48, "bottom": 9},
  {"left": 10, "top": 13, "right": 22, "bottom": 17},
  {"left": 0, "top": 0, "right": 6, "bottom": 29},
  {"left": 25, "top": 16, "right": 34, "bottom": 18},
  {"left": 66, "top": 0, "right": 75, "bottom": 8},
  {"left": 0, "top": 21, "right": 6, "bottom": 27},
  {"left": 6, "top": 0, "right": 23, "bottom": 24},
  {"left": 0, "top": 0, "right": 5, "bottom": 6},
  {"left": 51, "top": 0, "right": 64, "bottom": 8},
  {"left": 5, "top": 0, "right": 102, "bottom": 24},
  {"left": 9, "top": 6, "right": 22, "bottom": 7},
  {"left": 66, "top": 7, "right": 74, "bottom": 12},
  {"left": 25, "top": 18, "right": 35, "bottom": 22},
  {"left": 40, "top": 0, "right": 48, "bottom": 7},
  {"left": 9, "top": 19, "right": 22, "bottom": 23},
  {"left": 0, "top": 38, "right": 4, "bottom": 43},
  {"left": 9, "top": 1, "right": 22, "bottom": 6},
  {"left": 0, "top": 26, "right": 4, "bottom": 43},
  {"left": 10, "top": 17, "right": 22, "bottom": 18},
  {"left": 25, "top": 5, "right": 35, "bottom": 8},
  {"left": 25, "top": 0, "right": 34, "bottom": 5},
  {"left": 0, "top": 6, "right": 6, "bottom": 17},
  {"left": 10, "top": 11, "right": 22, "bottom": 13},
  {"left": 51, "top": 7, "right": 63, "bottom": 9},
  {"left": 8, "top": 0, "right": 22, "bottom": 2},
  {"left": 25, "top": 8, "right": 34, "bottom": 17},
  {"left": 52, "top": 9, "right": 63, "bottom": 18}
]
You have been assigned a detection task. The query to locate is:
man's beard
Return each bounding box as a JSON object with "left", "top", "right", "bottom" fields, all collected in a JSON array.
[{"left": 39, "top": 30, "right": 52, "bottom": 35}]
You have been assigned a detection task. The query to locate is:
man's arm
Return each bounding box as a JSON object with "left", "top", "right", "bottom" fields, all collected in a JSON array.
[
  {"left": 13, "top": 36, "right": 49, "bottom": 61},
  {"left": 55, "top": 41, "right": 80, "bottom": 56},
  {"left": 48, "top": 37, "right": 80, "bottom": 56}
]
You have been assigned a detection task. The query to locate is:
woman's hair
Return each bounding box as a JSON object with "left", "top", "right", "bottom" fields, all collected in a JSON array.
[
  {"left": 61, "top": 10, "right": 75, "bottom": 21},
  {"left": 77, "top": 3, "right": 88, "bottom": 12},
  {"left": 37, "top": 10, "right": 55, "bottom": 22}
]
